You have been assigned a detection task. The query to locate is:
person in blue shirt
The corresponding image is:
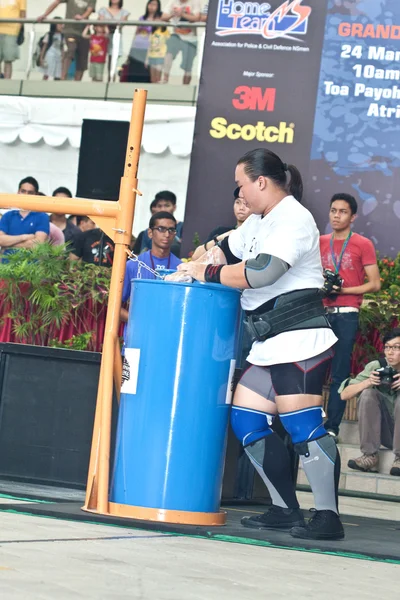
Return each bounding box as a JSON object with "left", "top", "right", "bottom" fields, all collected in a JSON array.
[
  {"left": 120, "top": 211, "right": 182, "bottom": 347},
  {"left": 0, "top": 177, "right": 49, "bottom": 257},
  {"left": 132, "top": 190, "right": 183, "bottom": 257}
]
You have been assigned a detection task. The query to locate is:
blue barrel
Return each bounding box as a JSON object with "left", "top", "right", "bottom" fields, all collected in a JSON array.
[{"left": 110, "top": 278, "right": 241, "bottom": 519}]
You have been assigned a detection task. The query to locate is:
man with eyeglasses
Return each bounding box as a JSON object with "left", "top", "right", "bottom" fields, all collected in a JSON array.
[
  {"left": 0, "top": 177, "right": 49, "bottom": 258},
  {"left": 133, "top": 191, "right": 183, "bottom": 257},
  {"left": 340, "top": 328, "right": 400, "bottom": 476},
  {"left": 120, "top": 211, "right": 182, "bottom": 331}
]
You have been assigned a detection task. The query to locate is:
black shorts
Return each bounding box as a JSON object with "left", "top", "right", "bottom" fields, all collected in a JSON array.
[{"left": 239, "top": 349, "right": 333, "bottom": 401}]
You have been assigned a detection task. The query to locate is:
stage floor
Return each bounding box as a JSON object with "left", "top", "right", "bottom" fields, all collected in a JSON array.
[{"left": 0, "top": 490, "right": 398, "bottom": 563}]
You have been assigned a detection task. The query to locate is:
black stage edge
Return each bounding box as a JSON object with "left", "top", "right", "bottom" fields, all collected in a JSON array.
[{"left": 1, "top": 501, "right": 399, "bottom": 563}]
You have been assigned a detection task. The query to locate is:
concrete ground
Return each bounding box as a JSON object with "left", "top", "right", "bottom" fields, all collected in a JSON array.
[{"left": 0, "top": 501, "right": 399, "bottom": 600}]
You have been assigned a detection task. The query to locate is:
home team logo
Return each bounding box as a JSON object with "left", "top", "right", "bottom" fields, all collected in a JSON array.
[{"left": 215, "top": 0, "right": 311, "bottom": 41}]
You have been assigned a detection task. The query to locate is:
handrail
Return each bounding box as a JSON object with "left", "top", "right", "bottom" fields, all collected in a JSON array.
[
  {"left": 0, "top": 17, "right": 207, "bottom": 81},
  {"left": 0, "top": 18, "right": 206, "bottom": 28}
]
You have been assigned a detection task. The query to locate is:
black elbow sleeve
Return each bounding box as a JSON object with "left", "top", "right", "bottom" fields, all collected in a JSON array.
[{"left": 219, "top": 236, "right": 241, "bottom": 265}]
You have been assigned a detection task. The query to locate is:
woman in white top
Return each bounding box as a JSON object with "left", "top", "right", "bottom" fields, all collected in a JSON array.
[
  {"left": 178, "top": 148, "right": 344, "bottom": 541},
  {"left": 98, "top": 0, "right": 130, "bottom": 81}
]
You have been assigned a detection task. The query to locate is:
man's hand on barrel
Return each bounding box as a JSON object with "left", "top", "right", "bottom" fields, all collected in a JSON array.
[
  {"left": 164, "top": 271, "right": 193, "bottom": 282},
  {"left": 177, "top": 262, "right": 207, "bottom": 282}
]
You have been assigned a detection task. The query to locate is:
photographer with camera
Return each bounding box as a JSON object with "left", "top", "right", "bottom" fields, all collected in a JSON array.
[
  {"left": 340, "top": 329, "right": 400, "bottom": 475},
  {"left": 320, "top": 194, "right": 381, "bottom": 438}
]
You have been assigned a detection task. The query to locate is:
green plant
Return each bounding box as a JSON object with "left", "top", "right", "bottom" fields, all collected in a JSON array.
[
  {"left": 355, "top": 254, "right": 400, "bottom": 364},
  {"left": 49, "top": 332, "right": 94, "bottom": 350},
  {"left": 192, "top": 232, "right": 201, "bottom": 250},
  {"left": 0, "top": 243, "right": 111, "bottom": 350}
]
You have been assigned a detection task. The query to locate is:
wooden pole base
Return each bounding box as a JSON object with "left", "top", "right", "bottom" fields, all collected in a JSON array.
[{"left": 82, "top": 502, "right": 227, "bottom": 526}]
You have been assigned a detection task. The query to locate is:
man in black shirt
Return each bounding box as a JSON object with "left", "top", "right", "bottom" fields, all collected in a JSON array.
[{"left": 70, "top": 227, "right": 114, "bottom": 267}]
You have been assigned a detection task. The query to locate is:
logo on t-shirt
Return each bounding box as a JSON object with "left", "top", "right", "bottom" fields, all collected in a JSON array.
[
  {"left": 91, "top": 239, "right": 114, "bottom": 265},
  {"left": 74, "top": 0, "right": 90, "bottom": 9}
]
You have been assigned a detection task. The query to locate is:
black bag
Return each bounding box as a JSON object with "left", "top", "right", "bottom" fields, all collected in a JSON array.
[{"left": 17, "top": 25, "right": 24, "bottom": 46}]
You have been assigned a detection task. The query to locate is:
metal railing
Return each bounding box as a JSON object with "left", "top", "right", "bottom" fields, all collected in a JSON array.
[
  {"left": 0, "top": 18, "right": 206, "bottom": 27},
  {"left": 0, "top": 17, "right": 206, "bottom": 81}
]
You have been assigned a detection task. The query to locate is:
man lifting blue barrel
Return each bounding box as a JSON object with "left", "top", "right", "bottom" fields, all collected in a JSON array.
[{"left": 178, "top": 149, "right": 343, "bottom": 541}]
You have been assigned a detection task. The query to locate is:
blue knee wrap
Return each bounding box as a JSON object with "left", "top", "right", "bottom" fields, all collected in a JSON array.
[
  {"left": 231, "top": 406, "right": 274, "bottom": 446},
  {"left": 280, "top": 406, "right": 326, "bottom": 444}
]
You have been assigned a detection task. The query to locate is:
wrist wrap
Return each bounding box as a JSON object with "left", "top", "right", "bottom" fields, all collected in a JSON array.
[{"left": 204, "top": 264, "right": 224, "bottom": 284}]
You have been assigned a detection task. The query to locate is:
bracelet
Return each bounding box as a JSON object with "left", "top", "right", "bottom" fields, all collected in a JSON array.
[
  {"left": 213, "top": 236, "right": 219, "bottom": 245},
  {"left": 204, "top": 264, "right": 224, "bottom": 284},
  {"left": 204, "top": 242, "right": 208, "bottom": 251}
]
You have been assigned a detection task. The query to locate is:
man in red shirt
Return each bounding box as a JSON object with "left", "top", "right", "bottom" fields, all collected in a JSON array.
[{"left": 320, "top": 193, "right": 381, "bottom": 437}]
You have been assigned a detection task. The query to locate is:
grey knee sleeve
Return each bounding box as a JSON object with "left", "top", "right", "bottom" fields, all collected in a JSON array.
[
  {"left": 245, "top": 439, "right": 288, "bottom": 509},
  {"left": 297, "top": 435, "right": 340, "bottom": 514}
]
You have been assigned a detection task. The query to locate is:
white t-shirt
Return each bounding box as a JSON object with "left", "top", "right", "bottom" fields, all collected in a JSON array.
[
  {"left": 164, "top": 0, "right": 201, "bottom": 42},
  {"left": 228, "top": 196, "right": 337, "bottom": 366}
]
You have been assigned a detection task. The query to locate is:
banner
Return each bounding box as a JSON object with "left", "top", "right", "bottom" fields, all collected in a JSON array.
[
  {"left": 308, "top": 0, "right": 400, "bottom": 256},
  {"left": 183, "top": 0, "right": 400, "bottom": 258}
]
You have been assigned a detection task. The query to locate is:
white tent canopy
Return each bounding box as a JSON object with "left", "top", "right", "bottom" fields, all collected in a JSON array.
[{"left": 0, "top": 96, "right": 196, "bottom": 234}]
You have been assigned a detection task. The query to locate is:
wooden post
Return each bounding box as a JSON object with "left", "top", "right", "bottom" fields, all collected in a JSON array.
[
  {"left": 83, "top": 88, "right": 147, "bottom": 514},
  {"left": 0, "top": 89, "right": 148, "bottom": 516}
]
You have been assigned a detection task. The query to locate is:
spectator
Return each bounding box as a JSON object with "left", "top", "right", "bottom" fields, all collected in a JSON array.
[
  {"left": 120, "top": 211, "right": 181, "bottom": 339},
  {"left": 67, "top": 215, "right": 78, "bottom": 227},
  {"left": 83, "top": 22, "right": 110, "bottom": 82},
  {"left": 320, "top": 193, "right": 381, "bottom": 438},
  {"left": 340, "top": 328, "right": 400, "bottom": 476},
  {"left": 0, "top": 177, "right": 49, "bottom": 257},
  {"left": 153, "top": 190, "right": 183, "bottom": 237},
  {"left": 0, "top": 0, "right": 26, "bottom": 80},
  {"left": 98, "top": 0, "right": 130, "bottom": 82},
  {"left": 206, "top": 186, "right": 249, "bottom": 241},
  {"left": 77, "top": 215, "right": 96, "bottom": 232},
  {"left": 127, "top": 0, "right": 161, "bottom": 83},
  {"left": 191, "top": 187, "right": 251, "bottom": 261},
  {"left": 145, "top": 23, "right": 170, "bottom": 83},
  {"left": 39, "top": 18, "right": 65, "bottom": 80},
  {"left": 70, "top": 225, "right": 114, "bottom": 266},
  {"left": 49, "top": 222, "right": 65, "bottom": 246},
  {"left": 133, "top": 191, "right": 182, "bottom": 256},
  {"left": 53, "top": 186, "right": 72, "bottom": 198},
  {"left": 162, "top": 0, "right": 201, "bottom": 85},
  {"left": 67, "top": 215, "right": 95, "bottom": 230},
  {"left": 38, "top": 0, "right": 96, "bottom": 81},
  {"left": 50, "top": 187, "right": 79, "bottom": 247}
]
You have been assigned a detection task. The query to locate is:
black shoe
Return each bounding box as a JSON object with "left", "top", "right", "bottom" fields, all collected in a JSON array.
[
  {"left": 290, "top": 509, "right": 344, "bottom": 540},
  {"left": 241, "top": 506, "right": 305, "bottom": 530}
]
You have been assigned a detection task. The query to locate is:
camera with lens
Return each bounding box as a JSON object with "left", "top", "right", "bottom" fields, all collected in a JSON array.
[
  {"left": 322, "top": 269, "right": 343, "bottom": 297},
  {"left": 376, "top": 365, "right": 397, "bottom": 387}
]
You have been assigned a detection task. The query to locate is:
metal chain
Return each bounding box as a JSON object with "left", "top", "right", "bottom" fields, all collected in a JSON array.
[{"left": 126, "top": 250, "right": 165, "bottom": 279}]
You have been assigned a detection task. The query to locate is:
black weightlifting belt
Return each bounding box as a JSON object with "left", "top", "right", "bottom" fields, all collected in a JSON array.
[{"left": 245, "top": 288, "right": 331, "bottom": 342}]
